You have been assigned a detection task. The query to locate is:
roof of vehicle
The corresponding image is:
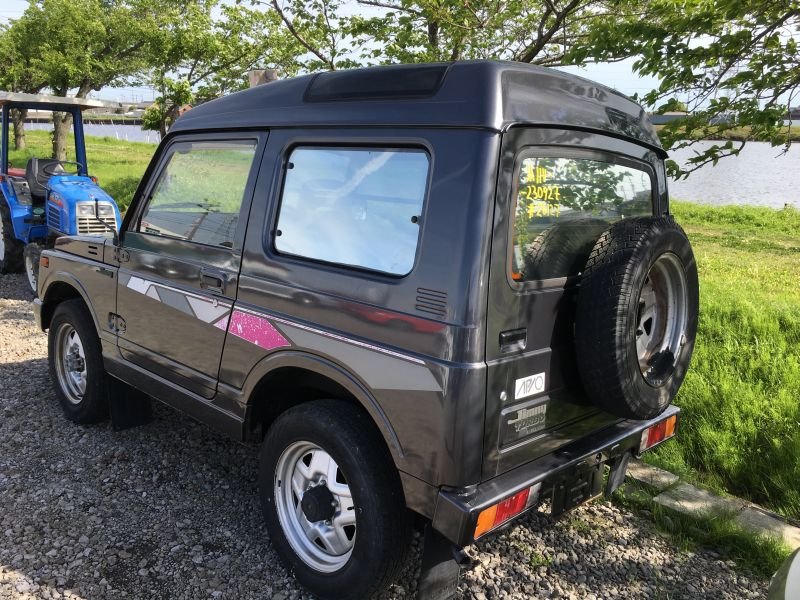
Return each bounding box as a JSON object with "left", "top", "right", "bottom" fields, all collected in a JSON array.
[
  {"left": 0, "top": 91, "right": 108, "bottom": 111},
  {"left": 171, "top": 60, "right": 664, "bottom": 155}
]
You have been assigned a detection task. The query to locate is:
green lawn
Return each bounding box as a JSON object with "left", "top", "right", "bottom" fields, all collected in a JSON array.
[
  {"left": 8, "top": 129, "right": 153, "bottom": 212},
  {"left": 651, "top": 201, "right": 800, "bottom": 520},
  {"left": 9, "top": 131, "right": 800, "bottom": 519}
]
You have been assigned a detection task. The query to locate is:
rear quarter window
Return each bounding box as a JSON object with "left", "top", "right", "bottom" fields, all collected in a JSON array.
[
  {"left": 511, "top": 155, "right": 653, "bottom": 283},
  {"left": 275, "top": 147, "right": 429, "bottom": 276}
]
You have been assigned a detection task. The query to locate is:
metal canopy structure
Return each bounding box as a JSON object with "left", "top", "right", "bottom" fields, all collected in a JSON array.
[{"left": 0, "top": 92, "right": 109, "bottom": 111}]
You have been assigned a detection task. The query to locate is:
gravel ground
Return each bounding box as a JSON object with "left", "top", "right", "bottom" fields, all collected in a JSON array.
[{"left": 0, "top": 272, "right": 768, "bottom": 599}]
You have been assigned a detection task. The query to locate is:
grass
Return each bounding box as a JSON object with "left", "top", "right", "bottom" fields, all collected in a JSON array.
[
  {"left": 7, "top": 131, "right": 800, "bottom": 523},
  {"left": 613, "top": 481, "right": 791, "bottom": 579},
  {"left": 649, "top": 201, "right": 800, "bottom": 521},
  {"left": 8, "top": 129, "right": 153, "bottom": 212}
]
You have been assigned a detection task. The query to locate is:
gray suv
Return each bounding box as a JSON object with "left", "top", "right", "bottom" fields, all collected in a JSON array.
[{"left": 33, "top": 61, "right": 699, "bottom": 599}]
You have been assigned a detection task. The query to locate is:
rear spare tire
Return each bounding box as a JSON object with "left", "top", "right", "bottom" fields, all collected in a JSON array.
[
  {"left": 575, "top": 216, "right": 699, "bottom": 420},
  {"left": 522, "top": 218, "right": 609, "bottom": 280}
]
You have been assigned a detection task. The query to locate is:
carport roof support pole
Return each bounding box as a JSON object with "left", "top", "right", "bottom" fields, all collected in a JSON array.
[
  {"left": 72, "top": 109, "right": 88, "bottom": 177},
  {"left": 1, "top": 105, "right": 8, "bottom": 176}
]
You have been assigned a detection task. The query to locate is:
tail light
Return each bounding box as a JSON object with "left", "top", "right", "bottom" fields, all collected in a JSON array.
[
  {"left": 474, "top": 483, "right": 541, "bottom": 539},
  {"left": 639, "top": 414, "right": 678, "bottom": 453}
]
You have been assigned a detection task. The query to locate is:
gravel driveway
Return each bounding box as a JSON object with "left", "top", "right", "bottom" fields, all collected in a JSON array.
[{"left": 0, "top": 273, "right": 767, "bottom": 599}]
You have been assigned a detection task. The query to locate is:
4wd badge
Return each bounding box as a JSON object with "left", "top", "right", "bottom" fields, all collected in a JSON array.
[{"left": 514, "top": 372, "right": 546, "bottom": 400}]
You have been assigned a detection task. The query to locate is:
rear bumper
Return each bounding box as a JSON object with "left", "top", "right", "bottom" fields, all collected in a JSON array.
[{"left": 431, "top": 405, "right": 680, "bottom": 546}]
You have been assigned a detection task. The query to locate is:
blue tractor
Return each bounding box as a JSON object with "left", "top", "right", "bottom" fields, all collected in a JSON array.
[{"left": 0, "top": 92, "right": 122, "bottom": 294}]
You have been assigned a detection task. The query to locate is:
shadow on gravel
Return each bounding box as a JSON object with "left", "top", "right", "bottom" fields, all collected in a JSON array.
[
  {"left": 0, "top": 273, "right": 35, "bottom": 302},
  {"left": 0, "top": 353, "right": 768, "bottom": 599}
]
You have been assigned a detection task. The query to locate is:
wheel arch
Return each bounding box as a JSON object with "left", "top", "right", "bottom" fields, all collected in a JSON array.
[
  {"left": 39, "top": 275, "right": 97, "bottom": 332},
  {"left": 241, "top": 351, "right": 405, "bottom": 466}
]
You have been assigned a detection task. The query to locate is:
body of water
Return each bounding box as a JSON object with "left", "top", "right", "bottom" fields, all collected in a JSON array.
[
  {"left": 25, "top": 121, "right": 160, "bottom": 144},
  {"left": 668, "top": 141, "right": 799, "bottom": 209},
  {"left": 23, "top": 123, "right": 799, "bottom": 209}
]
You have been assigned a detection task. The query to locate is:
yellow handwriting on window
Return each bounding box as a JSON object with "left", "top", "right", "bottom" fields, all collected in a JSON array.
[
  {"left": 526, "top": 200, "right": 561, "bottom": 218},
  {"left": 524, "top": 163, "right": 549, "bottom": 184},
  {"left": 523, "top": 184, "right": 561, "bottom": 203}
]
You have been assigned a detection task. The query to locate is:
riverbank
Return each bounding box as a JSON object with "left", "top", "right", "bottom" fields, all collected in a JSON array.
[{"left": 656, "top": 124, "right": 800, "bottom": 142}]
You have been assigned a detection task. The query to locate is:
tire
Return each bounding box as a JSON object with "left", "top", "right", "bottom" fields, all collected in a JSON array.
[
  {"left": 574, "top": 216, "right": 699, "bottom": 420},
  {"left": 48, "top": 299, "right": 110, "bottom": 424},
  {"left": 522, "top": 218, "right": 610, "bottom": 280},
  {"left": 259, "top": 400, "right": 411, "bottom": 600},
  {"left": 23, "top": 242, "right": 42, "bottom": 296},
  {"left": 0, "top": 201, "right": 24, "bottom": 274}
]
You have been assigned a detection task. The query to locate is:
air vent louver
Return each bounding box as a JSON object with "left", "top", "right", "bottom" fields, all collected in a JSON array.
[{"left": 415, "top": 287, "right": 447, "bottom": 317}]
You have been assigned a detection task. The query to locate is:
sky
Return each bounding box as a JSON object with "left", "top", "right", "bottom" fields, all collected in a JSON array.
[{"left": 0, "top": 0, "right": 659, "bottom": 103}]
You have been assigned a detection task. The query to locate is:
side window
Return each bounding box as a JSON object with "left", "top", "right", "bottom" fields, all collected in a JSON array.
[
  {"left": 275, "top": 147, "right": 429, "bottom": 276},
  {"left": 137, "top": 140, "right": 257, "bottom": 248},
  {"left": 511, "top": 155, "right": 653, "bottom": 282}
]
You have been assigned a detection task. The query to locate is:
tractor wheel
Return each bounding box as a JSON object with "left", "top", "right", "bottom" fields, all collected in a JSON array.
[
  {"left": 0, "top": 201, "right": 24, "bottom": 274},
  {"left": 24, "top": 243, "right": 43, "bottom": 296}
]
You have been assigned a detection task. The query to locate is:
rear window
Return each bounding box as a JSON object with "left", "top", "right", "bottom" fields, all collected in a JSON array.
[
  {"left": 511, "top": 155, "right": 652, "bottom": 283},
  {"left": 275, "top": 147, "right": 429, "bottom": 276}
]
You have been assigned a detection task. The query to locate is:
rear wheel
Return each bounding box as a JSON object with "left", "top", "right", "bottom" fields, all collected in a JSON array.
[
  {"left": 259, "top": 400, "right": 411, "bottom": 600},
  {"left": 48, "top": 299, "right": 110, "bottom": 423},
  {"left": 0, "top": 201, "right": 24, "bottom": 274},
  {"left": 23, "top": 242, "right": 42, "bottom": 296}
]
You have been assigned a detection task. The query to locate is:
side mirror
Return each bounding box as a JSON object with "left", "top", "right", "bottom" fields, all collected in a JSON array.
[
  {"left": 94, "top": 196, "right": 120, "bottom": 246},
  {"left": 769, "top": 548, "right": 800, "bottom": 599}
]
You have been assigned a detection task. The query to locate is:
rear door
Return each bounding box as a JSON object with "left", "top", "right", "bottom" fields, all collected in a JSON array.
[
  {"left": 484, "top": 127, "right": 664, "bottom": 477},
  {"left": 116, "top": 133, "right": 265, "bottom": 398}
]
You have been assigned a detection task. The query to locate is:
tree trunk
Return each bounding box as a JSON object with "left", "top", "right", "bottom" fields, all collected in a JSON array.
[
  {"left": 52, "top": 112, "right": 73, "bottom": 161},
  {"left": 11, "top": 109, "right": 27, "bottom": 151}
]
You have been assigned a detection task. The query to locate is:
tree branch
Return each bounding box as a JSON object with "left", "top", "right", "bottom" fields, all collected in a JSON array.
[{"left": 270, "top": 0, "right": 335, "bottom": 70}]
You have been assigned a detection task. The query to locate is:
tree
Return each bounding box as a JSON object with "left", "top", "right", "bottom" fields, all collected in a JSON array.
[
  {"left": 0, "top": 22, "right": 48, "bottom": 150},
  {"left": 143, "top": 0, "right": 301, "bottom": 135},
  {"left": 264, "top": 0, "right": 633, "bottom": 71},
  {"left": 6, "top": 0, "right": 158, "bottom": 159},
  {"left": 569, "top": 0, "right": 800, "bottom": 176}
]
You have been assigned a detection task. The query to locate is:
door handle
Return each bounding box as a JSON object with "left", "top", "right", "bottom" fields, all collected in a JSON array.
[
  {"left": 200, "top": 269, "right": 226, "bottom": 294},
  {"left": 499, "top": 328, "right": 527, "bottom": 352}
]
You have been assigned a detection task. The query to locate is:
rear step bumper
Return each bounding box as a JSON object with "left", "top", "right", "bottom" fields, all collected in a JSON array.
[{"left": 432, "top": 405, "right": 680, "bottom": 546}]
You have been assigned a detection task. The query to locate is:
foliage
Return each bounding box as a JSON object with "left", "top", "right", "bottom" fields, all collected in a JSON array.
[
  {"left": 263, "top": 0, "right": 633, "bottom": 69},
  {"left": 648, "top": 201, "right": 800, "bottom": 520},
  {"left": 142, "top": 0, "right": 301, "bottom": 134},
  {"left": 569, "top": 0, "right": 800, "bottom": 176},
  {"left": 1, "top": 0, "right": 160, "bottom": 158}
]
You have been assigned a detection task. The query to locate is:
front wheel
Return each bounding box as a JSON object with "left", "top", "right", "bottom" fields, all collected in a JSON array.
[
  {"left": 259, "top": 400, "right": 411, "bottom": 600},
  {"left": 48, "top": 299, "right": 109, "bottom": 423}
]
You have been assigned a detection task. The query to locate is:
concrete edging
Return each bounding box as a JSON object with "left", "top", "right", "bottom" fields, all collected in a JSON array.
[{"left": 626, "top": 460, "right": 800, "bottom": 550}]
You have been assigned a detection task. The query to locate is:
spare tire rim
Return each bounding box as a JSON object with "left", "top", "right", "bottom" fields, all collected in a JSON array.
[
  {"left": 54, "top": 322, "right": 87, "bottom": 404},
  {"left": 635, "top": 253, "right": 688, "bottom": 386},
  {"left": 274, "top": 441, "right": 356, "bottom": 573}
]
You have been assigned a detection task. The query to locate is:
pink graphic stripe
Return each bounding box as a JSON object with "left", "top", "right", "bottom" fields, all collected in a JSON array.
[{"left": 221, "top": 310, "right": 290, "bottom": 351}]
